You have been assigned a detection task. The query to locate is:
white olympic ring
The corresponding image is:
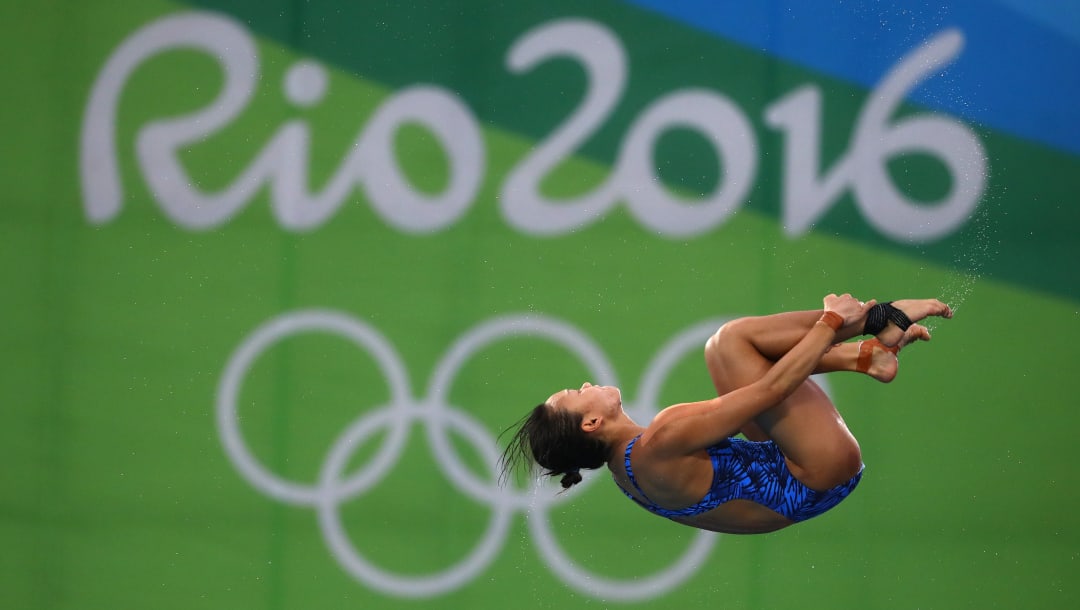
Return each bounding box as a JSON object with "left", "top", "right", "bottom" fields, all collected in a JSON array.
[{"left": 216, "top": 309, "right": 750, "bottom": 600}]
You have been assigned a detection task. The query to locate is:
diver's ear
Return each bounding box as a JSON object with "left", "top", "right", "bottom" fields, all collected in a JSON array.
[{"left": 581, "top": 415, "right": 602, "bottom": 433}]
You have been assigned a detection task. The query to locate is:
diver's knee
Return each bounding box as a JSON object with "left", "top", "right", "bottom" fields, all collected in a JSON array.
[
  {"left": 705, "top": 317, "right": 751, "bottom": 356},
  {"left": 830, "top": 442, "right": 863, "bottom": 487},
  {"left": 806, "top": 441, "right": 862, "bottom": 490},
  {"left": 839, "top": 442, "right": 863, "bottom": 479}
]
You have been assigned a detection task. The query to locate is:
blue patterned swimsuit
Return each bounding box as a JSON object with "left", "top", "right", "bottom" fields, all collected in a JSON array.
[{"left": 619, "top": 434, "right": 863, "bottom": 523}]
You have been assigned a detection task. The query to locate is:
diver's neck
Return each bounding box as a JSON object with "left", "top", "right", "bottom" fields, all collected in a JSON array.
[{"left": 602, "top": 417, "right": 646, "bottom": 465}]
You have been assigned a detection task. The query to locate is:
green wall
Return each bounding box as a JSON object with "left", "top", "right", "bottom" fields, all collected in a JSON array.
[{"left": 3, "top": 1, "right": 1077, "bottom": 608}]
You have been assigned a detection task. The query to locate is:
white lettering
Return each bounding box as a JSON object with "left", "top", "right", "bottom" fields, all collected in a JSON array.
[
  {"left": 83, "top": 11, "right": 484, "bottom": 232},
  {"left": 501, "top": 21, "right": 757, "bottom": 237},
  {"left": 81, "top": 12, "right": 258, "bottom": 225},
  {"left": 359, "top": 87, "right": 484, "bottom": 233},
  {"left": 500, "top": 19, "right": 625, "bottom": 235},
  {"left": 82, "top": 14, "right": 985, "bottom": 243},
  {"left": 765, "top": 29, "right": 987, "bottom": 242},
  {"left": 619, "top": 89, "right": 756, "bottom": 236}
]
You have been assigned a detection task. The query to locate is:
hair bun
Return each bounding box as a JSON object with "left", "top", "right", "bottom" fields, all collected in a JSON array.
[{"left": 560, "top": 469, "right": 583, "bottom": 489}]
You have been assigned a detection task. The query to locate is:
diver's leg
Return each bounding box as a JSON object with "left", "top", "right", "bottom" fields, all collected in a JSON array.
[
  {"left": 711, "top": 299, "right": 949, "bottom": 395},
  {"left": 705, "top": 324, "right": 862, "bottom": 486},
  {"left": 704, "top": 299, "right": 950, "bottom": 488},
  {"left": 733, "top": 299, "right": 951, "bottom": 364},
  {"left": 819, "top": 324, "right": 931, "bottom": 382}
]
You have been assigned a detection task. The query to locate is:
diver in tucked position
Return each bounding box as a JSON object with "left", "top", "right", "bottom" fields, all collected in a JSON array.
[{"left": 500, "top": 295, "right": 953, "bottom": 534}]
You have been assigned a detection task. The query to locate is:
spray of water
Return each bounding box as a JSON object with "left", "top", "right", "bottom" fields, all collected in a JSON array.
[{"left": 931, "top": 199, "right": 1000, "bottom": 330}]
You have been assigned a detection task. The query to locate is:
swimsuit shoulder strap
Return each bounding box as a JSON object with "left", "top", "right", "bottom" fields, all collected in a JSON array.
[
  {"left": 620, "top": 435, "right": 735, "bottom": 519},
  {"left": 623, "top": 434, "right": 658, "bottom": 506}
]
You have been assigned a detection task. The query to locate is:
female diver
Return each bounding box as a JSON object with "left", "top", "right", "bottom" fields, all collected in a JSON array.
[{"left": 499, "top": 295, "right": 953, "bottom": 534}]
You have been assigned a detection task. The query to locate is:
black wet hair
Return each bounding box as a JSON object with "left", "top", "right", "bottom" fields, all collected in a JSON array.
[{"left": 499, "top": 402, "right": 609, "bottom": 490}]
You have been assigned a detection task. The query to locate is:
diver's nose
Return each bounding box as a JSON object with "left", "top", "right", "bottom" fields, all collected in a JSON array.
[{"left": 580, "top": 382, "right": 592, "bottom": 390}]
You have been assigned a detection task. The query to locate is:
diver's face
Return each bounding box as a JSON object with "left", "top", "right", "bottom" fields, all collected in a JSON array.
[{"left": 546, "top": 382, "right": 622, "bottom": 419}]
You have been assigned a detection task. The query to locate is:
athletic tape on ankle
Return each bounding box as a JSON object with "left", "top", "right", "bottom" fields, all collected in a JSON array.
[
  {"left": 857, "top": 339, "right": 899, "bottom": 374},
  {"left": 856, "top": 341, "right": 874, "bottom": 374},
  {"left": 864, "top": 301, "right": 912, "bottom": 335},
  {"left": 864, "top": 302, "right": 890, "bottom": 335},
  {"left": 819, "top": 311, "right": 844, "bottom": 331},
  {"left": 887, "top": 306, "right": 914, "bottom": 331}
]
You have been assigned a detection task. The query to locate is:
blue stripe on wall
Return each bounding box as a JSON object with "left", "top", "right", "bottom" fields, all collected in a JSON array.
[
  {"left": 994, "top": 0, "right": 1080, "bottom": 46},
  {"left": 620, "top": 0, "right": 1080, "bottom": 158}
]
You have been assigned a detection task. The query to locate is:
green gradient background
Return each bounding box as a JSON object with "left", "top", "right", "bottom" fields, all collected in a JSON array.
[{"left": 3, "top": 1, "right": 1077, "bottom": 609}]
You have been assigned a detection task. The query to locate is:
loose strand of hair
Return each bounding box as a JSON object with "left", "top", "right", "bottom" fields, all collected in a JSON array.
[{"left": 496, "top": 404, "right": 545, "bottom": 488}]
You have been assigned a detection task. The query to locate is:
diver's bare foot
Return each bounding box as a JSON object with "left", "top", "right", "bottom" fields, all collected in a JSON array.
[
  {"left": 896, "top": 323, "right": 932, "bottom": 349},
  {"left": 861, "top": 324, "right": 931, "bottom": 383},
  {"left": 875, "top": 299, "right": 952, "bottom": 346}
]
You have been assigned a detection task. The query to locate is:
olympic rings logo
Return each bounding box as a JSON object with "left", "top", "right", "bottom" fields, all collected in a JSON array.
[{"left": 216, "top": 309, "right": 745, "bottom": 600}]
